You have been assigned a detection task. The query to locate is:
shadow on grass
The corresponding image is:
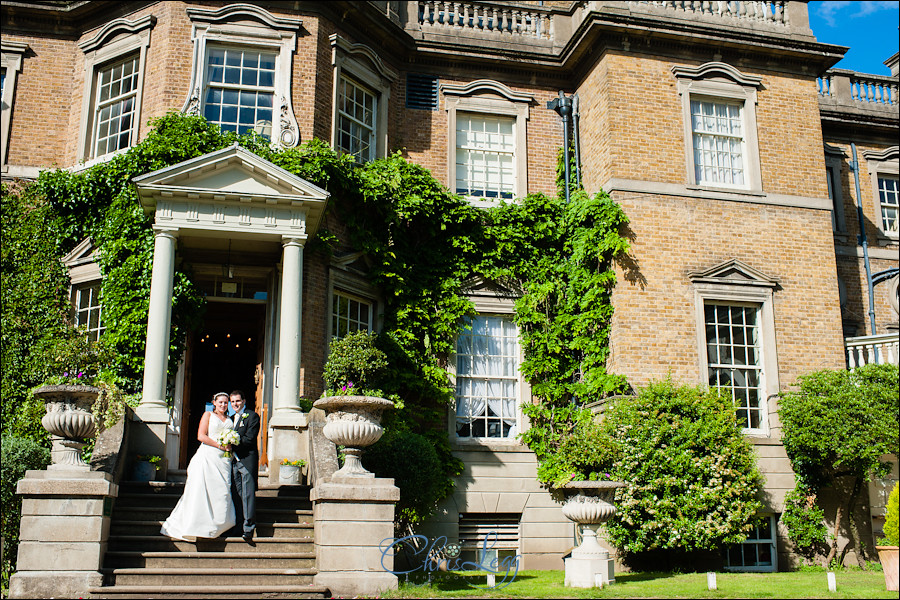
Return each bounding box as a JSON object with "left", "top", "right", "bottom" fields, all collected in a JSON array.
[
  {"left": 398, "top": 570, "right": 537, "bottom": 592},
  {"left": 615, "top": 571, "right": 679, "bottom": 583}
]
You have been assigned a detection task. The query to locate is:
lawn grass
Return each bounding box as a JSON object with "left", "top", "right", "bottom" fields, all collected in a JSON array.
[{"left": 380, "top": 569, "right": 895, "bottom": 598}]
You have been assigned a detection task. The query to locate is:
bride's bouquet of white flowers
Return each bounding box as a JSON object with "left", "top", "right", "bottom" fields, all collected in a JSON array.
[{"left": 215, "top": 428, "right": 240, "bottom": 458}]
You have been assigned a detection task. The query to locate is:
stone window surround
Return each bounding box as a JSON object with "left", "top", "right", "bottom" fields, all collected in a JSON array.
[
  {"left": 442, "top": 79, "right": 533, "bottom": 206},
  {"left": 449, "top": 289, "right": 530, "bottom": 450},
  {"left": 76, "top": 15, "right": 155, "bottom": 166},
  {"left": 673, "top": 62, "right": 763, "bottom": 194},
  {"left": 690, "top": 260, "right": 780, "bottom": 438},
  {"left": 330, "top": 34, "right": 396, "bottom": 161},
  {"left": 326, "top": 265, "right": 380, "bottom": 344},
  {"left": 863, "top": 146, "right": 899, "bottom": 242},
  {"left": 183, "top": 3, "right": 301, "bottom": 148},
  {"left": 824, "top": 143, "right": 848, "bottom": 239},
  {"left": 1, "top": 40, "right": 29, "bottom": 172}
]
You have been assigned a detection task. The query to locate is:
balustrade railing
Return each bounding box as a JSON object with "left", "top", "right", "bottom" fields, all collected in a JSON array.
[
  {"left": 817, "top": 71, "right": 898, "bottom": 107},
  {"left": 418, "top": 1, "right": 552, "bottom": 39},
  {"left": 630, "top": 1, "right": 789, "bottom": 26},
  {"left": 845, "top": 333, "right": 900, "bottom": 369}
]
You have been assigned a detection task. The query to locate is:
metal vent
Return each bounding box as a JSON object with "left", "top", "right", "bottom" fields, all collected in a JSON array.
[
  {"left": 406, "top": 73, "right": 439, "bottom": 110},
  {"left": 458, "top": 513, "right": 520, "bottom": 548}
]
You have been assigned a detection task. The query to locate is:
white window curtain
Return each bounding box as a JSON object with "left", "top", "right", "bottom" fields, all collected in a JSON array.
[{"left": 456, "top": 316, "right": 519, "bottom": 438}]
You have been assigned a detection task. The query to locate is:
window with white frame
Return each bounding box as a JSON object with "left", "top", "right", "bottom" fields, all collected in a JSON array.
[
  {"left": 77, "top": 16, "right": 154, "bottom": 163},
  {"left": 2, "top": 41, "right": 28, "bottom": 171},
  {"left": 724, "top": 516, "right": 777, "bottom": 571},
  {"left": 877, "top": 175, "right": 899, "bottom": 235},
  {"left": 442, "top": 80, "right": 532, "bottom": 205},
  {"left": 184, "top": 4, "right": 300, "bottom": 148},
  {"left": 691, "top": 99, "right": 745, "bottom": 187},
  {"left": 705, "top": 303, "right": 764, "bottom": 431},
  {"left": 73, "top": 282, "right": 104, "bottom": 342},
  {"left": 862, "top": 147, "right": 898, "bottom": 239},
  {"left": 824, "top": 151, "right": 847, "bottom": 234},
  {"left": 330, "top": 35, "right": 395, "bottom": 163},
  {"left": 92, "top": 54, "right": 140, "bottom": 158},
  {"left": 331, "top": 290, "right": 373, "bottom": 339},
  {"left": 202, "top": 47, "right": 276, "bottom": 138},
  {"left": 456, "top": 113, "right": 516, "bottom": 200},
  {"left": 455, "top": 315, "right": 520, "bottom": 439},
  {"left": 691, "top": 259, "right": 779, "bottom": 436},
  {"left": 673, "top": 62, "right": 763, "bottom": 192},
  {"left": 336, "top": 75, "right": 377, "bottom": 162}
]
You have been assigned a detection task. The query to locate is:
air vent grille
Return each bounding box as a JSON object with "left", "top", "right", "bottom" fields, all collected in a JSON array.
[{"left": 406, "top": 73, "right": 439, "bottom": 110}]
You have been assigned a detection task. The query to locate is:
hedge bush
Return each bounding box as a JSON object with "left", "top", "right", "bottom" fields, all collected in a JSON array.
[{"left": 1, "top": 436, "right": 51, "bottom": 583}]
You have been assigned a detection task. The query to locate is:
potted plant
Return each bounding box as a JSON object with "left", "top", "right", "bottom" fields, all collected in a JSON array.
[
  {"left": 279, "top": 458, "right": 306, "bottom": 484},
  {"left": 32, "top": 333, "right": 109, "bottom": 470},
  {"left": 132, "top": 455, "right": 162, "bottom": 482},
  {"left": 877, "top": 481, "right": 899, "bottom": 591},
  {"left": 312, "top": 331, "right": 394, "bottom": 478}
]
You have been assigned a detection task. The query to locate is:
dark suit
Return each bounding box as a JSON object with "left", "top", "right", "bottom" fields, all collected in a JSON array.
[{"left": 231, "top": 409, "right": 260, "bottom": 536}]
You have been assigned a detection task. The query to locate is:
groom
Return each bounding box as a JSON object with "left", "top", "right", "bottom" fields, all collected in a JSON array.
[{"left": 229, "top": 390, "right": 259, "bottom": 542}]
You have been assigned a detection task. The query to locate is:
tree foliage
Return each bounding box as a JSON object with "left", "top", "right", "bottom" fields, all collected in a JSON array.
[
  {"left": 779, "top": 363, "right": 899, "bottom": 565},
  {"left": 602, "top": 379, "right": 763, "bottom": 556},
  {"left": 1, "top": 436, "right": 51, "bottom": 581}
]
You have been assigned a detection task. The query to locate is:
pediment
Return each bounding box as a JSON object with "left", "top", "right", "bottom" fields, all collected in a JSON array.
[
  {"left": 62, "top": 237, "right": 99, "bottom": 268},
  {"left": 462, "top": 276, "right": 520, "bottom": 297},
  {"left": 688, "top": 259, "right": 779, "bottom": 288},
  {"left": 134, "top": 144, "right": 330, "bottom": 240}
]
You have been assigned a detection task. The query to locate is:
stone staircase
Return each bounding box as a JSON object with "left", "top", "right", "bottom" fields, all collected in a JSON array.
[{"left": 88, "top": 481, "right": 329, "bottom": 599}]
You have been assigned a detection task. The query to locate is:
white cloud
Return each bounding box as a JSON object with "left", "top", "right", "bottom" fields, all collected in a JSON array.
[{"left": 815, "top": 0, "right": 898, "bottom": 27}]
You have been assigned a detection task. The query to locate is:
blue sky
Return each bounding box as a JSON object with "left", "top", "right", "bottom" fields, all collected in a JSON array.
[{"left": 807, "top": 1, "right": 899, "bottom": 75}]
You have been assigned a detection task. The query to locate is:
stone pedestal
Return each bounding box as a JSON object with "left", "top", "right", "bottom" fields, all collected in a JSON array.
[
  {"left": 311, "top": 476, "right": 399, "bottom": 597},
  {"left": 564, "top": 551, "right": 616, "bottom": 587},
  {"left": 9, "top": 470, "right": 117, "bottom": 599},
  {"left": 269, "top": 417, "right": 309, "bottom": 484}
]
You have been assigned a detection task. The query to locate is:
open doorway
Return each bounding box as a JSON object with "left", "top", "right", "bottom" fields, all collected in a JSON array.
[{"left": 181, "top": 301, "right": 266, "bottom": 465}]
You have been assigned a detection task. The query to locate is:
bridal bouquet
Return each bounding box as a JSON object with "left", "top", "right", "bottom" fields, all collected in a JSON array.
[{"left": 216, "top": 428, "right": 240, "bottom": 458}]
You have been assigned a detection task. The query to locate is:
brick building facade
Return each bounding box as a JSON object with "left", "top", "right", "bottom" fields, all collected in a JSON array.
[{"left": 2, "top": 0, "right": 898, "bottom": 578}]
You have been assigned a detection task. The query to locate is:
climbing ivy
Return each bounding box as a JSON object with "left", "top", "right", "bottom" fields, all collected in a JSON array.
[{"left": 4, "top": 112, "right": 632, "bottom": 524}]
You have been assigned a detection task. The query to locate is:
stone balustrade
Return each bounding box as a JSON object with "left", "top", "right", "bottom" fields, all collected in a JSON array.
[
  {"left": 417, "top": 0, "right": 553, "bottom": 39},
  {"left": 845, "top": 332, "right": 900, "bottom": 369},
  {"left": 629, "top": 1, "right": 789, "bottom": 26},
  {"left": 818, "top": 70, "right": 899, "bottom": 107}
]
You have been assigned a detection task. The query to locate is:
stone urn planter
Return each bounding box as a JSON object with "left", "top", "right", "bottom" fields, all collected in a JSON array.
[
  {"left": 876, "top": 546, "right": 899, "bottom": 591},
  {"left": 559, "top": 480, "right": 627, "bottom": 587},
  {"left": 33, "top": 384, "right": 99, "bottom": 470},
  {"left": 312, "top": 395, "right": 394, "bottom": 478}
]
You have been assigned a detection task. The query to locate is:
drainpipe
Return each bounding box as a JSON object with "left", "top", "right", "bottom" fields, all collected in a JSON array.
[
  {"left": 849, "top": 143, "right": 877, "bottom": 335},
  {"left": 548, "top": 91, "right": 573, "bottom": 203},
  {"left": 573, "top": 93, "right": 582, "bottom": 189}
]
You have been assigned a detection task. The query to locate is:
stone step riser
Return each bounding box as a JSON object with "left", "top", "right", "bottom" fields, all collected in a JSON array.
[
  {"left": 113, "top": 509, "right": 311, "bottom": 524},
  {"left": 110, "top": 574, "right": 315, "bottom": 586},
  {"left": 108, "top": 539, "right": 314, "bottom": 553},
  {"left": 106, "top": 556, "right": 316, "bottom": 569},
  {"left": 92, "top": 592, "right": 325, "bottom": 599},
  {"left": 111, "top": 524, "right": 313, "bottom": 538},
  {"left": 113, "top": 498, "right": 312, "bottom": 511}
]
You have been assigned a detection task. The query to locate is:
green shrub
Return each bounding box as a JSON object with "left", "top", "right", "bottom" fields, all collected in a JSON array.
[
  {"left": 603, "top": 379, "right": 763, "bottom": 557},
  {"left": 1, "top": 436, "right": 51, "bottom": 580},
  {"left": 322, "top": 331, "right": 388, "bottom": 394},
  {"left": 884, "top": 482, "right": 899, "bottom": 547},
  {"left": 781, "top": 481, "right": 829, "bottom": 559},
  {"left": 363, "top": 429, "right": 444, "bottom": 531}
]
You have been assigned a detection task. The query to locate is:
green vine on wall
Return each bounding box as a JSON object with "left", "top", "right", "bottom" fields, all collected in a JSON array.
[{"left": 4, "top": 112, "right": 633, "bottom": 523}]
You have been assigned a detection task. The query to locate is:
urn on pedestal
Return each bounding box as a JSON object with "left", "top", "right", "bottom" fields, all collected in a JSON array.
[
  {"left": 313, "top": 395, "right": 394, "bottom": 478},
  {"left": 559, "top": 480, "right": 626, "bottom": 588},
  {"left": 32, "top": 384, "right": 99, "bottom": 470}
]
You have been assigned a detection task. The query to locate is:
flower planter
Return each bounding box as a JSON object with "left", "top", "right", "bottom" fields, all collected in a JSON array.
[
  {"left": 312, "top": 395, "right": 394, "bottom": 478},
  {"left": 877, "top": 546, "right": 899, "bottom": 591},
  {"left": 33, "top": 384, "right": 99, "bottom": 470},
  {"left": 131, "top": 460, "right": 157, "bottom": 482},
  {"left": 559, "top": 480, "right": 626, "bottom": 588},
  {"left": 280, "top": 464, "right": 301, "bottom": 485}
]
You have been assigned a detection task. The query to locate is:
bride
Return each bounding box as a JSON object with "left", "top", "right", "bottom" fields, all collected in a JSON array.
[{"left": 161, "top": 392, "right": 236, "bottom": 540}]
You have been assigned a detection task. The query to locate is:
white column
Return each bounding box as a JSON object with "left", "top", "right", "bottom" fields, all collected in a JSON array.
[
  {"left": 270, "top": 237, "right": 305, "bottom": 426},
  {"left": 137, "top": 227, "right": 178, "bottom": 423}
]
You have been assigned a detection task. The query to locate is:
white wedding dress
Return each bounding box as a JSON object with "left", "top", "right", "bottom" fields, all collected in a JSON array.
[{"left": 160, "top": 414, "right": 236, "bottom": 540}]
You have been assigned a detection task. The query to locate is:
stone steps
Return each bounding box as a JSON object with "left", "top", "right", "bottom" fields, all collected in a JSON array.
[
  {"left": 105, "top": 567, "right": 317, "bottom": 586},
  {"left": 89, "top": 481, "right": 327, "bottom": 599},
  {"left": 104, "top": 551, "right": 316, "bottom": 569},
  {"left": 87, "top": 584, "right": 328, "bottom": 599}
]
